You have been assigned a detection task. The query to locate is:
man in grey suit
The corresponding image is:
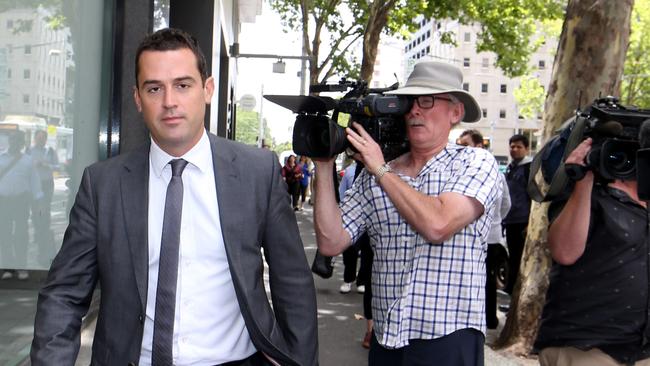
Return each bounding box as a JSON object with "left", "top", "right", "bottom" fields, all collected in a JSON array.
[{"left": 31, "top": 28, "right": 318, "bottom": 366}]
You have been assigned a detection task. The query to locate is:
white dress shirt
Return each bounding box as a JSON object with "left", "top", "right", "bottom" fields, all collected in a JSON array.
[{"left": 139, "top": 130, "right": 255, "bottom": 366}]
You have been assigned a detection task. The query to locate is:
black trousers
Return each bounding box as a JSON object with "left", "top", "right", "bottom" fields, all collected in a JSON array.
[
  {"left": 368, "top": 328, "right": 485, "bottom": 366},
  {"left": 342, "top": 233, "right": 372, "bottom": 284},
  {"left": 485, "top": 244, "right": 500, "bottom": 328},
  {"left": 504, "top": 222, "right": 528, "bottom": 295}
]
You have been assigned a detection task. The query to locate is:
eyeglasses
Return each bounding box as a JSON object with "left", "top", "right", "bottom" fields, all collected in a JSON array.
[{"left": 412, "top": 95, "right": 453, "bottom": 109}]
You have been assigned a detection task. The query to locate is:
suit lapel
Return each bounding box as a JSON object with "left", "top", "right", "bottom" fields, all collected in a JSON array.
[
  {"left": 121, "top": 145, "right": 150, "bottom": 310},
  {"left": 209, "top": 134, "right": 244, "bottom": 269}
]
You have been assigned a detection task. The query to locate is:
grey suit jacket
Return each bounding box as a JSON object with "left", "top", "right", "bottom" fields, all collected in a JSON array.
[{"left": 30, "top": 133, "right": 318, "bottom": 366}]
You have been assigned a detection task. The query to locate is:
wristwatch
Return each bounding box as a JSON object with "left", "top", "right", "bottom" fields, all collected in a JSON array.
[{"left": 374, "top": 163, "right": 392, "bottom": 181}]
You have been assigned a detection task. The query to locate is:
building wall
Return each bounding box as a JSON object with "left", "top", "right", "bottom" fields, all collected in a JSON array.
[
  {"left": 403, "top": 18, "right": 557, "bottom": 159},
  {"left": 0, "top": 8, "right": 69, "bottom": 125}
]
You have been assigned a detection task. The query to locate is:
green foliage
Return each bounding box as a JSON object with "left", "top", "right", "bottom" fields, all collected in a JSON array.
[
  {"left": 272, "top": 0, "right": 565, "bottom": 86},
  {"left": 234, "top": 107, "right": 273, "bottom": 147},
  {"left": 273, "top": 141, "right": 293, "bottom": 155},
  {"left": 513, "top": 76, "right": 545, "bottom": 119},
  {"left": 621, "top": 0, "right": 650, "bottom": 108}
]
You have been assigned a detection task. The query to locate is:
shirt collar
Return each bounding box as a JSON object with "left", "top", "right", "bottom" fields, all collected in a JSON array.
[{"left": 150, "top": 129, "right": 212, "bottom": 178}]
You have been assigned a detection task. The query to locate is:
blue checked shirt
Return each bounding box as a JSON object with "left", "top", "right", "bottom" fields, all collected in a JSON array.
[{"left": 340, "top": 143, "right": 500, "bottom": 348}]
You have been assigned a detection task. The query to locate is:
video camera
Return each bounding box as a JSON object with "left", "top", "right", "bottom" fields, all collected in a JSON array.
[
  {"left": 531, "top": 96, "right": 650, "bottom": 201},
  {"left": 568, "top": 96, "right": 650, "bottom": 181},
  {"left": 264, "top": 79, "right": 412, "bottom": 160}
]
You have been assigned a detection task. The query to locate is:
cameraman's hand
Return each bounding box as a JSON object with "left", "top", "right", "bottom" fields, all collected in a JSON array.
[
  {"left": 565, "top": 138, "right": 592, "bottom": 165},
  {"left": 346, "top": 122, "right": 385, "bottom": 174}
]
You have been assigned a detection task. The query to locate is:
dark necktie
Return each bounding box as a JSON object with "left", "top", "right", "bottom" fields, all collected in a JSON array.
[{"left": 152, "top": 158, "right": 188, "bottom": 366}]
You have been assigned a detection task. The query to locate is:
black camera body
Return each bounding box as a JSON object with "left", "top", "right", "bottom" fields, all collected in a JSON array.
[
  {"left": 265, "top": 79, "right": 412, "bottom": 159},
  {"left": 574, "top": 97, "right": 649, "bottom": 181}
]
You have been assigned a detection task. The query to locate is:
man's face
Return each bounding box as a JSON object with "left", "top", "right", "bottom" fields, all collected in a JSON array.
[
  {"left": 404, "top": 94, "right": 464, "bottom": 150},
  {"left": 509, "top": 140, "right": 529, "bottom": 160},
  {"left": 133, "top": 48, "right": 214, "bottom": 157},
  {"left": 458, "top": 134, "right": 478, "bottom": 147}
]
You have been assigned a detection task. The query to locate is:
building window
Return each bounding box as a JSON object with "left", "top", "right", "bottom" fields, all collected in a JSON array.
[
  {"left": 463, "top": 57, "right": 470, "bottom": 67},
  {"left": 462, "top": 82, "right": 469, "bottom": 91},
  {"left": 538, "top": 60, "right": 546, "bottom": 69},
  {"left": 482, "top": 108, "right": 488, "bottom": 118},
  {"left": 426, "top": 46, "right": 430, "bottom": 54},
  {"left": 482, "top": 58, "right": 489, "bottom": 68},
  {"left": 23, "top": 69, "right": 30, "bottom": 79},
  {"left": 23, "top": 94, "right": 30, "bottom": 104},
  {"left": 500, "top": 84, "right": 507, "bottom": 94},
  {"left": 6, "top": 68, "right": 11, "bottom": 79},
  {"left": 24, "top": 45, "right": 31, "bottom": 54},
  {"left": 426, "top": 30, "right": 431, "bottom": 38},
  {"left": 6, "top": 20, "right": 13, "bottom": 29},
  {"left": 500, "top": 109, "right": 506, "bottom": 119},
  {"left": 464, "top": 32, "right": 471, "bottom": 43},
  {"left": 481, "top": 83, "right": 488, "bottom": 93}
]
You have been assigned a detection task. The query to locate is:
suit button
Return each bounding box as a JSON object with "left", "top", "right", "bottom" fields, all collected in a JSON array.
[{"left": 139, "top": 315, "right": 144, "bottom": 324}]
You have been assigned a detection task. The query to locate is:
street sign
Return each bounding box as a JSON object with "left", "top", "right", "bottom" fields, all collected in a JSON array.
[{"left": 240, "top": 94, "right": 256, "bottom": 111}]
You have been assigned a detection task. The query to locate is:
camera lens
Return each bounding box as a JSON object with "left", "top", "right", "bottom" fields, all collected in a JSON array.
[{"left": 606, "top": 151, "right": 634, "bottom": 171}]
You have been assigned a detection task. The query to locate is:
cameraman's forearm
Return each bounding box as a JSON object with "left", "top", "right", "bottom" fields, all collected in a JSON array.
[
  {"left": 313, "top": 161, "right": 351, "bottom": 256},
  {"left": 375, "top": 171, "right": 482, "bottom": 243},
  {"left": 547, "top": 172, "right": 594, "bottom": 265}
]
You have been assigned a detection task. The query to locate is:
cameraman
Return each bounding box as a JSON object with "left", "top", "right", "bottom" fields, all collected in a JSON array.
[
  {"left": 313, "top": 61, "right": 500, "bottom": 366},
  {"left": 535, "top": 138, "right": 650, "bottom": 365}
]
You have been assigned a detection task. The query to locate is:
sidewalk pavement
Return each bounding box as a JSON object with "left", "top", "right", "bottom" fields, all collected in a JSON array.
[{"left": 6, "top": 205, "right": 533, "bottom": 365}]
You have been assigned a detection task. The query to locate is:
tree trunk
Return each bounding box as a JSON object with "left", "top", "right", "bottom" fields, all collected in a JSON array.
[
  {"left": 494, "top": 0, "right": 633, "bottom": 356},
  {"left": 360, "top": 1, "right": 393, "bottom": 82}
]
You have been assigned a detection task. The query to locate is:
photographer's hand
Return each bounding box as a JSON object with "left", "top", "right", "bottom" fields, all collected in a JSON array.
[
  {"left": 565, "top": 138, "right": 592, "bottom": 166},
  {"left": 346, "top": 122, "right": 386, "bottom": 176},
  {"left": 565, "top": 138, "right": 593, "bottom": 181}
]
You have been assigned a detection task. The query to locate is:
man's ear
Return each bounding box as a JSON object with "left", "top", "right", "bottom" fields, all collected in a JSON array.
[
  {"left": 133, "top": 86, "right": 142, "bottom": 112},
  {"left": 451, "top": 103, "right": 465, "bottom": 125},
  {"left": 203, "top": 76, "right": 215, "bottom": 104}
]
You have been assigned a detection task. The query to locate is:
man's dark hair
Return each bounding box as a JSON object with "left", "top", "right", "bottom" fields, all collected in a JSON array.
[
  {"left": 509, "top": 134, "right": 529, "bottom": 148},
  {"left": 135, "top": 28, "right": 208, "bottom": 86},
  {"left": 460, "top": 129, "right": 484, "bottom": 146}
]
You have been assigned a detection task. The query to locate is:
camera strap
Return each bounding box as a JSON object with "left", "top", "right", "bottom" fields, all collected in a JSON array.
[{"left": 528, "top": 116, "right": 587, "bottom": 202}]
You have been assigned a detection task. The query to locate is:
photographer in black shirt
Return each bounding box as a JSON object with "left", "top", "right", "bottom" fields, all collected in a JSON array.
[{"left": 535, "top": 138, "right": 650, "bottom": 366}]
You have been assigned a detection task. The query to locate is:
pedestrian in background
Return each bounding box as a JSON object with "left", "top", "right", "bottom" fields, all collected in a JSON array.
[
  {"left": 299, "top": 155, "right": 312, "bottom": 210},
  {"left": 503, "top": 134, "right": 532, "bottom": 296},
  {"left": 282, "top": 154, "right": 303, "bottom": 211},
  {"left": 31, "top": 28, "right": 317, "bottom": 366},
  {"left": 313, "top": 61, "right": 500, "bottom": 365},
  {"left": 28, "top": 129, "right": 59, "bottom": 267},
  {"left": 0, "top": 130, "right": 42, "bottom": 280},
  {"left": 458, "top": 129, "right": 511, "bottom": 329}
]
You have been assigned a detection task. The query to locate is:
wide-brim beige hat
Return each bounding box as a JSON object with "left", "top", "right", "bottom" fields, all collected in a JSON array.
[{"left": 386, "top": 61, "right": 481, "bottom": 123}]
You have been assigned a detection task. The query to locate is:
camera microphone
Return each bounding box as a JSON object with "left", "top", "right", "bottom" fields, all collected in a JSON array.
[
  {"left": 592, "top": 120, "right": 623, "bottom": 136},
  {"left": 638, "top": 119, "right": 650, "bottom": 149}
]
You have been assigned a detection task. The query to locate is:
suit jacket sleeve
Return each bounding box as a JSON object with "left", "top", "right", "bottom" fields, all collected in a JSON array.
[
  {"left": 262, "top": 152, "right": 318, "bottom": 366},
  {"left": 30, "top": 167, "right": 99, "bottom": 365}
]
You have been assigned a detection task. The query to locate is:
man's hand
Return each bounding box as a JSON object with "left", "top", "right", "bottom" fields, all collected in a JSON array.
[
  {"left": 566, "top": 138, "right": 592, "bottom": 165},
  {"left": 345, "top": 122, "right": 385, "bottom": 176},
  {"left": 564, "top": 138, "right": 593, "bottom": 181}
]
